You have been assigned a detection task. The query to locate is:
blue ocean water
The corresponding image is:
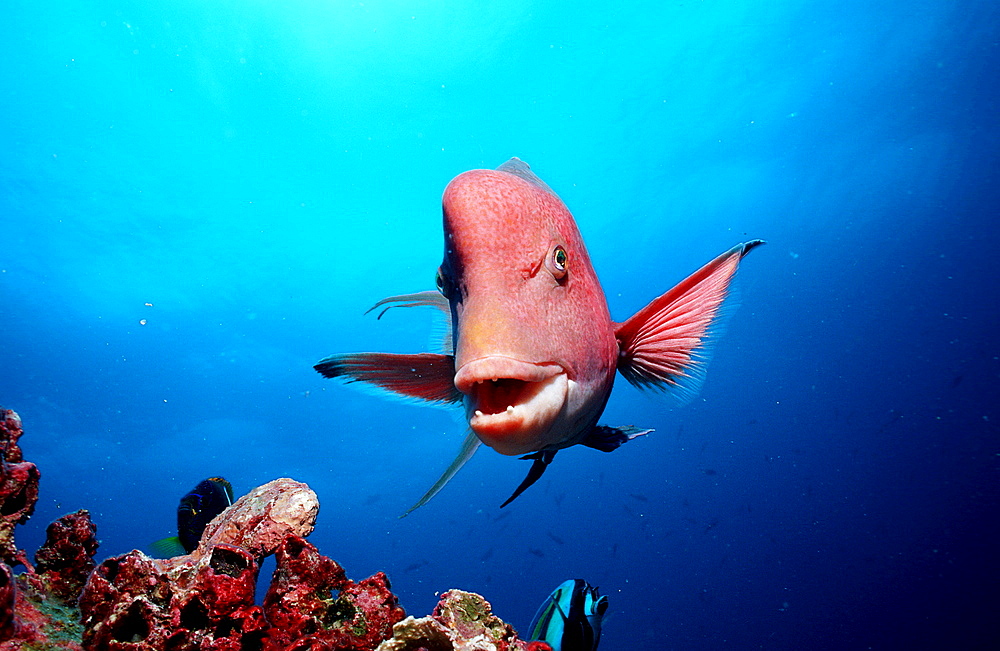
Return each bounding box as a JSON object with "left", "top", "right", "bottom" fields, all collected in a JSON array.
[{"left": 2, "top": 0, "right": 997, "bottom": 648}]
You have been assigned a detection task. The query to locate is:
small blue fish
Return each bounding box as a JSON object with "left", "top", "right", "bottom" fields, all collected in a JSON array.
[
  {"left": 150, "top": 477, "right": 234, "bottom": 557},
  {"left": 529, "top": 579, "right": 609, "bottom": 651}
]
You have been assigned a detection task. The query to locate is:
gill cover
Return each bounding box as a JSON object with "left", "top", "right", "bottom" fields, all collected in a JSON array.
[{"left": 528, "top": 579, "right": 609, "bottom": 651}]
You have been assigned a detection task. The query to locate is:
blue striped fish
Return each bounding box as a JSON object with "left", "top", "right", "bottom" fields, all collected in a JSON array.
[{"left": 528, "top": 579, "right": 609, "bottom": 651}]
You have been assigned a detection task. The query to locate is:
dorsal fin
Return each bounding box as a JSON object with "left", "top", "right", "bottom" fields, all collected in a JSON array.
[
  {"left": 496, "top": 157, "right": 556, "bottom": 195},
  {"left": 364, "top": 290, "right": 450, "bottom": 319}
]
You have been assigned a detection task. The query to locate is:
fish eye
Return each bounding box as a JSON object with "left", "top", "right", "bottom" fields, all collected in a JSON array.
[
  {"left": 551, "top": 246, "right": 568, "bottom": 279},
  {"left": 553, "top": 246, "right": 568, "bottom": 270}
]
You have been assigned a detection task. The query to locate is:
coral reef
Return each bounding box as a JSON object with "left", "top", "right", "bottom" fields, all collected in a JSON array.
[
  {"left": 0, "top": 409, "right": 39, "bottom": 568},
  {"left": 76, "top": 477, "right": 323, "bottom": 649},
  {"left": 0, "top": 563, "right": 14, "bottom": 640},
  {"left": 34, "top": 510, "right": 100, "bottom": 603},
  {"left": 193, "top": 477, "right": 320, "bottom": 560},
  {"left": 376, "top": 590, "right": 551, "bottom": 651},
  {"left": 0, "top": 410, "right": 90, "bottom": 649},
  {"left": 79, "top": 543, "right": 268, "bottom": 649},
  {"left": 263, "top": 535, "right": 405, "bottom": 650},
  {"left": 0, "top": 406, "right": 538, "bottom": 650}
]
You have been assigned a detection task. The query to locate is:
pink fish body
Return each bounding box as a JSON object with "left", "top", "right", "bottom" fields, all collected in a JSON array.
[
  {"left": 443, "top": 162, "right": 619, "bottom": 458},
  {"left": 316, "top": 158, "right": 762, "bottom": 513}
]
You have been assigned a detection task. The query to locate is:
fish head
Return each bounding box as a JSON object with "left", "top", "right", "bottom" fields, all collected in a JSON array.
[{"left": 438, "top": 159, "right": 618, "bottom": 456}]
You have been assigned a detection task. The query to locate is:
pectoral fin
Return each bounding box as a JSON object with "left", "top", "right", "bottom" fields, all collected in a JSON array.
[
  {"left": 500, "top": 450, "right": 557, "bottom": 508},
  {"left": 615, "top": 239, "right": 764, "bottom": 400},
  {"left": 401, "top": 431, "right": 481, "bottom": 517},
  {"left": 314, "top": 352, "right": 462, "bottom": 404},
  {"left": 581, "top": 425, "right": 652, "bottom": 452}
]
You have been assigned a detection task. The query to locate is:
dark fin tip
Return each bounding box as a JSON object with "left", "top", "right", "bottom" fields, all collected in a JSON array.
[
  {"left": 313, "top": 359, "right": 344, "bottom": 378},
  {"left": 741, "top": 239, "right": 766, "bottom": 256},
  {"left": 500, "top": 452, "right": 554, "bottom": 508}
]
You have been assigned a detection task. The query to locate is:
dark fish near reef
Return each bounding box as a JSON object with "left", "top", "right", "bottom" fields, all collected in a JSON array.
[
  {"left": 150, "top": 477, "right": 234, "bottom": 557},
  {"left": 528, "top": 579, "right": 608, "bottom": 651},
  {"left": 315, "top": 158, "right": 763, "bottom": 514},
  {"left": 403, "top": 560, "right": 430, "bottom": 572}
]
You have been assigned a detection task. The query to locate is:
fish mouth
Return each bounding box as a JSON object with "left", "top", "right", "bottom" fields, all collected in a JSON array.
[{"left": 454, "top": 357, "right": 568, "bottom": 456}]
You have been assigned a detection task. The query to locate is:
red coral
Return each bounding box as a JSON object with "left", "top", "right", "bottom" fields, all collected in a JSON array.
[
  {"left": 262, "top": 535, "right": 405, "bottom": 651},
  {"left": 76, "top": 534, "right": 405, "bottom": 651},
  {"left": 0, "top": 408, "right": 534, "bottom": 650},
  {"left": 433, "top": 590, "right": 525, "bottom": 651},
  {"left": 378, "top": 590, "right": 542, "bottom": 651},
  {"left": 34, "top": 510, "right": 99, "bottom": 603},
  {"left": 331, "top": 571, "right": 406, "bottom": 649},
  {"left": 263, "top": 534, "right": 348, "bottom": 633},
  {"left": 0, "top": 563, "right": 15, "bottom": 642},
  {"left": 0, "top": 411, "right": 25, "bottom": 464},
  {"left": 524, "top": 643, "right": 553, "bottom": 651},
  {"left": 0, "top": 410, "right": 39, "bottom": 567},
  {"left": 78, "top": 549, "right": 171, "bottom": 647},
  {"left": 79, "top": 544, "right": 268, "bottom": 650}
]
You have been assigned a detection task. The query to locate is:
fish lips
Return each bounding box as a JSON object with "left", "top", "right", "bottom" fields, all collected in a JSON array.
[{"left": 454, "top": 357, "right": 568, "bottom": 456}]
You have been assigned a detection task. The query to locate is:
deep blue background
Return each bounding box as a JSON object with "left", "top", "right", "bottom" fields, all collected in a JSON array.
[{"left": 2, "top": 1, "right": 998, "bottom": 649}]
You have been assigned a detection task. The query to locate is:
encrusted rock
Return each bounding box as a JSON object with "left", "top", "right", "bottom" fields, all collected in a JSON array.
[
  {"left": 263, "top": 535, "right": 406, "bottom": 650},
  {"left": 75, "top": 480, "right": 396, "bottom": 650},
  {"left": 0, "top": 563, "right": 15, "bottom": 642},
  {"left": 0, "top": 409, "right": 39, "bottom": 567},
  {"left": 194, "top": 477, "right": 319, "bottom": 561},
  {"left": 34, "top": 510, "right": 100, "bottom": 603},
  {"left": 0, "top": 408, "right": 541, "bottom": 651},
  {"left": 377, "top": 615, "right": 453, "bottom": 651},
  {"left": 0, "top": 410, "right": 84, "bottom": 650},
  {"left": 0, "top": 412, "right": 25, "bottom": 464},
  {"left": 79, "top": 544, "right": 267, "bottom": 650},
  {"left": 72, "top": 478, "right": 319, "bottom": 650},
  {"left": 263, "top": 534, "right": 349, "bottom": 631},
  {"left": 376, "top": 590, "right": 546, "bottom": 651}
]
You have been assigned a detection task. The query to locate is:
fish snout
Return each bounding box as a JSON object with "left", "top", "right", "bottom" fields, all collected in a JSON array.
[{"left": 454, "top": 357, "right": 568, "bottom": 456}]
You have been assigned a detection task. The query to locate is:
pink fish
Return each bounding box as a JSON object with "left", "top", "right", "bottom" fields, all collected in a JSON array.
[{"left": 316, "top": 158, "right": 763, "bottom": 514}]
